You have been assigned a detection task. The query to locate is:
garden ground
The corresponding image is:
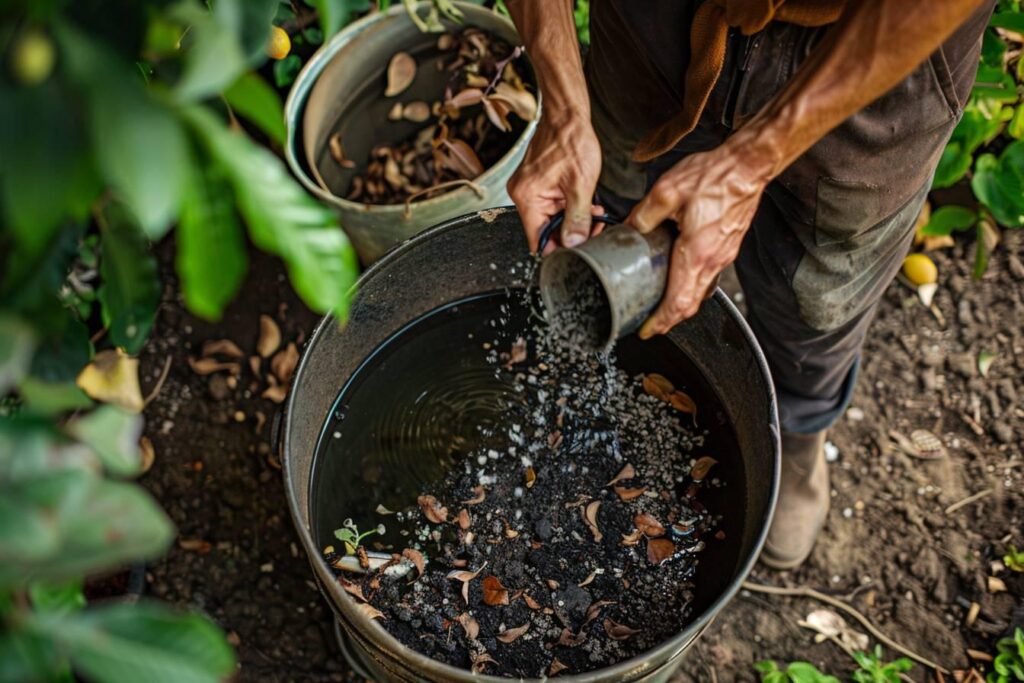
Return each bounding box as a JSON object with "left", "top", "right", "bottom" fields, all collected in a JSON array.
[{"left": 133, "top": 228, "right": 1024, "bottom": 682}]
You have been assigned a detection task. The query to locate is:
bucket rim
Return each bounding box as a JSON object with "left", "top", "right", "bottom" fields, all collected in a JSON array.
[
  {"left": 283, "top": 2, "right": 541, "bottom": 216},
  {"left": 283, "top": 207, "right": 781, "bottom": 682}
]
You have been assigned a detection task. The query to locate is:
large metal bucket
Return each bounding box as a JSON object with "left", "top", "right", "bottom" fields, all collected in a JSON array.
[
  {"left": 284, "top": 3, "right": 538, "bottom": 264},
  {"left": 282, "top": 208, "right": 780, "bottom": 682}
]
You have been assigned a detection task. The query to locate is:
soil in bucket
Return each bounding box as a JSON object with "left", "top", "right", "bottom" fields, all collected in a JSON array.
[
  {"left": 311, "top": 287, "right": 746, "bottom": 678},
  {"left": 315, "top": 26, "right": 536, "bottom": 205}
]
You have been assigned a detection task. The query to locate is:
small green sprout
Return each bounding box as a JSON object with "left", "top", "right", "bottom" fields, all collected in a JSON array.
[
  {"left": 1004, "top": 544, "right": 1024, "bottom": 572},
  {"left": 333, "top": 518, "right": 385, "bottom": 555},
  {"left": 755, "top": 660, "right": 840, "bottom": 683},
  {"left": 851, "top": 646, "right": 914, "bottom": 683},
  {"left": 987, "top": 627, "right": 1024, "bottom": 683}
]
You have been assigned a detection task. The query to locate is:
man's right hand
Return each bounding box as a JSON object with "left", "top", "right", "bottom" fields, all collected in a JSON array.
[{"left": 507, "top": 112, "right": 602, "bottom": 255}]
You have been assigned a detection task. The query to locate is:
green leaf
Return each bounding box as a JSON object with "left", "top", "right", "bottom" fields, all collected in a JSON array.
[
  {"left": 29, "top": 580, "right": 86, "bottom": 613},
  {"left": 0, "top": 314, "right": 36, "bottom": 394},
  {"left": 990, "top": 10, "right": 1024, "bottom": 32},
  {"left": 933, "top": 142, "right": 973, "bottom": 188},
  {"left": 972, "top": 145, "right": 1024, "bottom": 227},
  {"left": 97, "top": 203, "right": 161, "bottom": 354},
  {"left": 981, "top": 29, "right": 1007, "bottom": 68},
  {"left": 28, "top": 316, "right": 92, "bottom": 384},
  {"left": 0, "top": 629, "right": 64, "bottom": 682},
  {"left": 211, "top": 0, "right": 278, "bottom": 62},
  {"left": 223, "top": 72, "right": 286, "bottom": 145},
  {"left": 314, "top": 0, "right": 370, "bottom": 38},
  {"left": 183, "top": 106, "right": 359, "bottom": 321},
  {"left": 921, "top": 205, "right": 977, "bottom": 236},
  {"left": 1009, "top": 105, "right": 1024, "bottom": 139},
  {"left": 176, "top": 161, "right": 248, "bottom": 321},
  {"left": 44, "top": 602, "right": 235, "bottom": 683},
  {"left": 171, "top": 2, "right": 248, "bottom": 103},
  {"left": 272, "top": 53, "right": 302, "bottom": 88},
  {"left": 65, "top": 405, "right": 144, "bottom": 477},
  {"left": 17, "top": 378, "right": 93, "bottom": 416},
  {"left": 55, "top": 23, "right": 189, "bottom": 239},
  {"left": 787, "top": 661, "right": 839, "bottom": 683},
  {"left": 754, "top": 661, "right": 779, "bottom": 674}
]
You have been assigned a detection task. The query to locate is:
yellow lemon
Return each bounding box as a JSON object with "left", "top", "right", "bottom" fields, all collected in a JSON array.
[
  {"left": 902, "top": 253, "right": 938, "bottom": 286},
  {"left": 266, "top": 26, "right": 291, "bottom": 60}
]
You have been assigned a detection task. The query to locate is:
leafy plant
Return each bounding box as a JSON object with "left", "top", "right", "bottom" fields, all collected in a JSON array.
[
  {"left": 1004, "top": 544, "right": 1024, "bottom": 572},
  {"left": 755, "top": 660, "right": 841, "bottom": 683},
  {"left": 850, "top": 646, "right": 914, "bottom": 683},
  {"left": 923, "top": 1, "right": 1024, "bottom": 276},
  {"left": 334, "top": 518, "right": 385, "bottom": 555},
  {"left": 988, "top": 628, "right": 1024, "bottom": 683}
]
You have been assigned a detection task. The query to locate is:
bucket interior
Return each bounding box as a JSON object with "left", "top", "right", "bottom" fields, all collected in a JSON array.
[{"left": 283, "top": 208, "right": 779, "bottom": 681}]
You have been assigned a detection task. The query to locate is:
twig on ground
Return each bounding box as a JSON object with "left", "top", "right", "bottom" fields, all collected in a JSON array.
[
  {"left": 144, "top": 356, "right": 173, "bottom": 407},
  {"left": 944, "top": 488, "right": 993, "bottom": 514},
  {"left": 741, "top": 580, "right": 948, "bottom": 674}
]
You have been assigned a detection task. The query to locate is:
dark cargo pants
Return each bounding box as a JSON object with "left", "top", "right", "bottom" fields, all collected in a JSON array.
[{"left": 585, "top": 0, "right": 992, "bottom": 433}]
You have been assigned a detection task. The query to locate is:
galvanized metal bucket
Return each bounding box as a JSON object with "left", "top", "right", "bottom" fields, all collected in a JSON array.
[
  {"left": 281, "top": 208, "right": 781, "bottom": 682},
  {"left": 284, "top": 3, "right": 538, "bottom": 264}
]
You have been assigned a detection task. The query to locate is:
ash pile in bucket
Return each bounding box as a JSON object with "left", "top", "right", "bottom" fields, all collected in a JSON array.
[{"left": 324, "top": 288, "right": 726, "bottom": 678}]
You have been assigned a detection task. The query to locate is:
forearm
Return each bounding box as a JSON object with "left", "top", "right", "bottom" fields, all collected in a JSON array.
[
  {"left": 733, "top": 0, "right": 987, "bottom": 181},
  {"left": 506, "top": 0, "right": 589, "bottom": 124}
]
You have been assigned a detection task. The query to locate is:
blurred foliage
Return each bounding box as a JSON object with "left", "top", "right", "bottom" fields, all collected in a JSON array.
[
  {"left": 756, "top": 659, "right": 842, "bottom": 683},
  {"left": 987, "top": 628, "right": 1024, "bottom": 682},
  {"left": 755, "top": 648, "right": 914, "bottom": 683},
  {"left": 923, "top": 0, "right": 1024, "bottom": 276}
]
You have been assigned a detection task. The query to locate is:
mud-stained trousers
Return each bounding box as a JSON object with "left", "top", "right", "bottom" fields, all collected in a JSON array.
[{"left": 584, "top": 0, "right": 993, "bottom": 433}]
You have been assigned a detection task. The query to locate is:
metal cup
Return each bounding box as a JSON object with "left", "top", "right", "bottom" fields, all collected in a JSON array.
[{"left": 539, "top": 222, "right": 674, "bottom": 350}]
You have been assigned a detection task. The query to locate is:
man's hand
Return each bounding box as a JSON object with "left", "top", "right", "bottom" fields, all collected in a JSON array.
[
  {"left": 627, "top": 139, "right": 770, "bottom": 338},
  {"left": 508, "top": 113, "right": 602, "bottom": 254}
]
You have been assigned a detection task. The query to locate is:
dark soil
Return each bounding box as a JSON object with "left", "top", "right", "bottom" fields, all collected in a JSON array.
[
  {"left": 319, "top": 290, "right": 727, "bottom": 678},
  {"left": 134, "top": 228, "right": 1023, "bottom": 682}
]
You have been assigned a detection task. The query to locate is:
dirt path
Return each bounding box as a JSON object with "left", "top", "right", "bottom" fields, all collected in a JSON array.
[{"left": 137, "top": 232, "right": 1023, "bottom": 681}]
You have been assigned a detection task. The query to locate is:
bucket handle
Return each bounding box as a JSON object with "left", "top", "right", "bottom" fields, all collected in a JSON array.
[{"left": 402, "top": 179, "right": 486, "bottom": 219}]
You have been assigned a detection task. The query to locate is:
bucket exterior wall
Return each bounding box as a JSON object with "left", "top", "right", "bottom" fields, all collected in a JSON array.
[
  {"left": 282, "top": 208, "right": 780, "bottom": 682},
  {"left": 284, "top": 3, "right": 538, "bottom": 264}
]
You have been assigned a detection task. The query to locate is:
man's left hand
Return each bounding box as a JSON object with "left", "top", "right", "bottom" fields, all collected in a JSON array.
[{"left": 627, "top": 142, "right": 770, "bottom": 338}]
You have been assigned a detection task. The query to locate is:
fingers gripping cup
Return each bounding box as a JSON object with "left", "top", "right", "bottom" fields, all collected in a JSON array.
[{"left": 539, "top": 222, "right": 674, "bottom": 351}]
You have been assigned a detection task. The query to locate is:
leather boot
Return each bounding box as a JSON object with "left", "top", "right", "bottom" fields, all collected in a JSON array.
[{"left": 761, "top": 430, "right": 829, "bottom": 570}]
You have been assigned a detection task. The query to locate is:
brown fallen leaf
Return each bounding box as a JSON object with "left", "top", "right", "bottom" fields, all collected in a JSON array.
[
  {"left": 417, "top": 494, "right": 448, "bottom": 523},
  {"left": 642, "top": 373, "right": 674, "bottom": 401},
  {"left": 201, "top": 339, "right": 244, "bottom": 359},
  {"left": 248, "top": 355, "right": 261, "bottom": 376},
  {"left": 614, "top": 486, "right": 647, "bottom": 501},
  {"left": 583, "top": 501, "right": 602, "bottom": 542},
  {"left": 647, "top": 538, "right": 676, "bottom": 566},
  {"left": 328, "top": 133, "right": 356, "bottom": 169},
  {"left": 606, "top": 463, "right": 635, "bottom": 486},
  {"left": 403, "top": 101, "right": 430, "bottom": 123},
  {"left": 338, "top": 577, "right": 367, "bottom": 602},
  {"left": 508, "top": 336, "right": 527, "bottom": 365},
  {"left": 456, "top": 612, "right": 479, "bottom": 639},
  {"left": 271, "top": 342, "right": 299, "bottom": 385},
  {"left": 496, "top": 623, "right": 529, "bottom": 643},
  {"left": 578, "top": 569, "right": 597, "bottom": 587},
  {"left": 482, "top": 97, "right": 511, "bottom": 132},
  {"left": 139, "top": 436, "right": 155, "bottom": 474},
  {"left": 525, "top": 466, "right": 536, "bottom": 488},
  {"left": 188, "top": 357, "right": 241, "bottom": 376},
  {"left": 456, "top": 508, "right": 471, "bottom": 530},
  {"left": 690, "top": 456, "right": 717, "bottom": 481},
  {"left": 436, "top": 138, "right": 484, "bottom": 179},
  {"left": 357, "top": 603, "right": 385, "bottom": 620},
  {"left": 401, "top": 548, "right": 425, "bottom": 579},
  {"left": 482, "top": 575, "right": 510, "bottom": 606},
  {"left": 257, "top": 315, "right": 281, "bottom": 358},
  {"left": 463, "top": 485, "right": 486, "bottom": 505},
  {"left": 549, "top": 658, "right": 569, "bottom": 675},
  {"left": 447, "top": 563, "right": 485, "bottom": 604},
  {"left": 489, "top": 81, "right": 538, "bottom": 121},
  {"left": 584, "top": 599, "right": 616, "bottom": 623},
  {"left": 557, "top": 628, "right": 587, "bottom": 647},
  {"left": 523, "top": 593, "right": 541, "bottom": 610},
  {"left": 179, "top": 538, "right": 212, "bottom": 554},
  {"left": 469, "top": 650, "right": 497, "bottom": 674},
  {"left": 261, "top": 383, "right": 287, "bottom": 404},
  {"left": 620, "top": 529, "right": 642, "bottom": 546},
  {"left": 634, "top": 513, "right": 665, "bottom": 538},
  {"left": 385, "top": 51, "right": 416, "bottom": 97},
  {"left": 449, "top": 87, "right": 484, "bottom": 109},
  {"left": 387, "top": 102, "right": 403, "bottom": 121},
  {"left": 603, "top": 617, "right": 641, "bottom": 640},
  {"left": 669, "top": 390, "right": 697, "bottom": 415}
]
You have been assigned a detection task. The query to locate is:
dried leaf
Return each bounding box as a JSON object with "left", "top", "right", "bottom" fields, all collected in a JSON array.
[
  {"left": 909, "top": 429, "right": 947, "bottom": 460},
  {"left": 403, "top": 101, "right": 431, "bottom": 123},
  {"left": 606, "top": 463, "right": 635, "bottom": 486},
  {"left": 988, "top": 576, "right": 1007, "bottom": 593},
  {"left": 357, "top": 603, "right": 385, "bottom": 620},
  {"left": 463, "top": 485, "right": 486, "bottom": 505},
  {"left": 489, "top": 81, "right": 538, "bottom": 121},
  {"left": 388, "top": 102, "right": 403, "bottom": 121},
  {"left": 482, "top": 97, "right": 511, "bottom": 132},
  {"left": 525, "top": 466, "right": 536, "bottom": 488},
  {"left": 508, "top": 336, "right": 527, "bottom": 365},
  {"left": 642, "top": 373, "right": 674, "bottom": 401},
  {"left": 449, "top": 87, "right": 484, "bottom": 109},
  {"left": 179, "top": 538, "right": 211, "bottom": 553},
  {"left": 339, "top": 578, "right": 367, "bottom": 602},
  {"left": 802, "top": 609, "right": 868, "bottom": 651},
  {"left": 457, "top": 612, "right": 480, "bottom": 639},
  {"left": 469, "top": 651, "right": 497, "bottom": 674},
  {"left": 329, "top": 134, "right": 356, "bottom": 169},
  {"left": 496, "top": 623, "right": 529, "bottom": 643},
  {"left": 77, "top": 350, "right": 144, "bottom": 412},
  {"left": 139, "top": 436, "right": 155, "bottom": 474},
  {"left": 620, "top": 529, "right": 642, "bottom": 546},
  {"left": 690, "top": 456, "right": 717, "bottom": 481},
  {"left": 482, "top": 575, "right": 510, "bottom": 606},
  {"left": 385, "top": 51, "right": 416, "bottom": 97},
  {"left": 557, "top": 628, "right": 586, "bottom": 647},
  {"left": 978, "top": 350, "right": 997, "bottom": 377},
  {"left": 257, "top": 315, "right": 281, "bottom": 358},
  {"left": 188, "top": 357, "right": 241, "bottom": 376},
  {"left": 270, "top": 342, "right": 299, "bottom": 385},
  {"left": 401, "top": 548, "right": 425, "bottom": 579},
  {"left": 633, "top": 513, "right": 665, "bottom": 538},
  {"left": 456, "top": 508, "right": 471, "bottom": 530},
  {"left": 523, "top": 593, "right": 541, "bottom": 610},
  {"left": 583, "top": 501, "right": 602, "bottom": 542},
  {"left": 436, "top": 138, "right": 484, "bottom": 179},
  {"left": 603, "top": 617, "right": 640, "bottom": 640},
  {"left": 201, "top": 339, "right": 244, "bottom": 359},
  {"left": 584, "top": 599, "right": 616, "bottom": 623},
  {"left": 614, "top": 486, "right": 647, "bottom": 501},
  {"left": 669, "top": 390, "right": 697, "bottom": 415},
  {"left": 549, "top": 658, "right": 569, "bottom": 675},
  {"left": 261, "top": 384, "right": 288, "bottom": 404},
  {"left": 417, "top": 494, "right": 448, "bottom": 523},
  {"left": 646, "top": 538, "right": 675, "bottom": 566},
  {"left": 547, "top": 431, "right": 563, "bottom": 449},
  {"left": 578, "top": 569, "right": 597, "bottom": 587},
  {"left": 447, "top": 563, "right": 485, "bottom": 604}
]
